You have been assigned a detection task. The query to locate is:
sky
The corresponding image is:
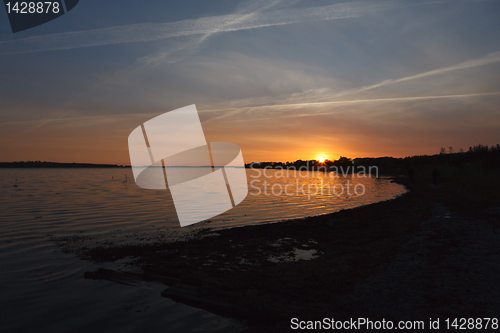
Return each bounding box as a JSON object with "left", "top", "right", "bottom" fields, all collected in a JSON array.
[{"left": 0, "top": 0, "right": 499, "bottom": 164}]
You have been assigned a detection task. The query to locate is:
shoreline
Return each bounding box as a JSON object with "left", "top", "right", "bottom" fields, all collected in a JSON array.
[{"left": 82, "top": 175, "right": 500, "bottom": 331}]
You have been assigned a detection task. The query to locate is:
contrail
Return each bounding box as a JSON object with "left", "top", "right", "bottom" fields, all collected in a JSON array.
[
  {"left": 334, "top": 50, "right": 500, "bottom": 97},
  {"left": 0, "top": 0, "right": 440, "bottom": 55},
  {"left": 3, "top": 91, "right": 497, "bottom": 128},
  {"left": 200, "top": 91, "right": 500, "bottom": 122}
]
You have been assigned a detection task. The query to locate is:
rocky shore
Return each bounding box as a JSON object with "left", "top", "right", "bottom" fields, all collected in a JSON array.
[{"left": 82, "top": 175, "right": 500, "bottom": 332}]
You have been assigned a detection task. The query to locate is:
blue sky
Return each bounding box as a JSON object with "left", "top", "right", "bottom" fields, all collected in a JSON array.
[{"left": 1, "top": 0, "right": 499, "bottom": 163}]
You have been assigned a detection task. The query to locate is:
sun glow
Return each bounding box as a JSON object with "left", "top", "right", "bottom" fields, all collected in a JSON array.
[{"left": 316, "top": 155, "right": 328, "bottom": 163}]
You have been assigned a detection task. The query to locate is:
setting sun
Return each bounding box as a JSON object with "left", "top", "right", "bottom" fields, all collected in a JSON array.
[{"left": 316, "top": 155, "right": 328, "bottom": 163}]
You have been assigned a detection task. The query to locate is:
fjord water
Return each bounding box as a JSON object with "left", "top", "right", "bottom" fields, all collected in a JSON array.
[{"left": 0, "top": 168, "right": 406, "bottom": 332}]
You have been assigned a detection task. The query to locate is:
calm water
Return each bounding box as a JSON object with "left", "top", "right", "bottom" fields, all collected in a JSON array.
[{"left": 0, "top": 168, "right": 406, "bottom": 332}]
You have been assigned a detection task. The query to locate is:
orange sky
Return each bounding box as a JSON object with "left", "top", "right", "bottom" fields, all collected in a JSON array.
[
  {"left": 1, "top": 1, "right": 499, "bottom": 164},
  {"left": 2, "top": 93, "right": 499, "bottom": 165}
]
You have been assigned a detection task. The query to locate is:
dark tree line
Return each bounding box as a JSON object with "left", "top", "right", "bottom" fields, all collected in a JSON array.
[{"left": 246, "top": 144, "right": 500, "bottom": 174}]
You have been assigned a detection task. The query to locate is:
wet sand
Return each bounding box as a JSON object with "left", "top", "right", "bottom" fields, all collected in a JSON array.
[{"left": 82, "top": 175, "right": 500, "bottom": 332}]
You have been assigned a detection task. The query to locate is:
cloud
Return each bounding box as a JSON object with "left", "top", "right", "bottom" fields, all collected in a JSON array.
[
  {"left": 0, "top": 0, "right": 441, "bottom": 55},
  {"left": 194, "top": 46, "right": 500, "bottom": 122},
  {"left": 201, "top": 89, "right": 500, "bottom": 160},
  {"left": 334, "top": 50, "right": 500, "bottom": 97},
  {"left": 200, "top": 91, "right": 500, "bottom": 124}
]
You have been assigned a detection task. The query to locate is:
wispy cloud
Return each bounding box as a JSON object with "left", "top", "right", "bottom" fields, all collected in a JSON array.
[
  {"left": 117, "top": 0, "right": 290, "bottom": 71},
  {"left": 200, "top": 91, "right": 500, "bottom": 123},
  {"left": 8, "top": 0, "right": 292, "bottom": 134},
  {"left": 7, "top": 91, "right": 497, "bottom": 132},
  {"left": 195, "top": 47, "right": 500, "bottom": 116},
  {"left": 334, "top": 50, "right": 500, "bottom": 97},
  {"left": 0, "top": 0, "right": 440, "bottom": 55}
]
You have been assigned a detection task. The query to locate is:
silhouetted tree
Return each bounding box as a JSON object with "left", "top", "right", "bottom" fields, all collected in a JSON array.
[{"left": 333, "top": 156, "right": 352, "bottom": 168}]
